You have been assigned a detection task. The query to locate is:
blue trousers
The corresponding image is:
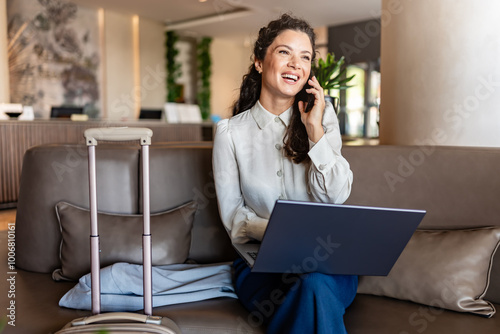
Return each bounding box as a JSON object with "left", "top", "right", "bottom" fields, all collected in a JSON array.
[{"left": 233, "top": 258, "right": 358, "bottom": 334}]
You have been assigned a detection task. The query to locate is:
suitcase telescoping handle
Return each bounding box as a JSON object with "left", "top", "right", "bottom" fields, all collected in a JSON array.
[
  {"left": 84, "top": 127, "right": 152, "bottom": 145},
  {"left": 84, "top": 127, "right": 153, "bottom": 316}
]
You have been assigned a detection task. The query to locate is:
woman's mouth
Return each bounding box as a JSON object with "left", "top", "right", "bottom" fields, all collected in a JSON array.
[{"left": 282, "top": 73, "right": 299, "bottom": 83}]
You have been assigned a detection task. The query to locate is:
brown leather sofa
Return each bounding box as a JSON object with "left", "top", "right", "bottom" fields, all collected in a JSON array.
[{"left": 1, "top": 142, "right": 500, "bottom": 333}]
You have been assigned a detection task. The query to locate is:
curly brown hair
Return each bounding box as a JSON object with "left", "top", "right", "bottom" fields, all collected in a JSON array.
[{"left": 232, "top": 13, "right": 317, "bottom": 164}]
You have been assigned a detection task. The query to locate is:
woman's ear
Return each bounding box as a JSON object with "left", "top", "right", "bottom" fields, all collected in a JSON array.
[{"left": 254, "top": 60, "right": 262, "bottom": 74}]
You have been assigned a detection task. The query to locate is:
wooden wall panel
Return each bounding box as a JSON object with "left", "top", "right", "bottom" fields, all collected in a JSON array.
[{"left": 0, "top": 120, "right": 210, "bottom": 208}]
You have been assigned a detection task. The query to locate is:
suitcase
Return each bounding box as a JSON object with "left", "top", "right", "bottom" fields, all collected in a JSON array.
[{"left": 56, "top": 127, "right": 182, "bottom": 334}]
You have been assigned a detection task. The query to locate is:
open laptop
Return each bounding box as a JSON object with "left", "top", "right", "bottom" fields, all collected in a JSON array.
[{"left": 233, "top": 200, "right": 426, "bottom": 276}]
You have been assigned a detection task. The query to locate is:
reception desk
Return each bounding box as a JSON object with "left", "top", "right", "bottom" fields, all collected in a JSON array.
[{"left": 0, "top": 119, "right": 213, "bottom": 208}]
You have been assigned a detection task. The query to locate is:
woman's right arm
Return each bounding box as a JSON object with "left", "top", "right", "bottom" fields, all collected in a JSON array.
[{"left": 212, "top": 119, "right": 268, "bottom": 243}]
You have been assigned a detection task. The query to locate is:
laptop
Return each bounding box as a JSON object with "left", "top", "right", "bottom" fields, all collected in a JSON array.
[{"left": 233, "top": 200, "right": 426, "bottom": 276}]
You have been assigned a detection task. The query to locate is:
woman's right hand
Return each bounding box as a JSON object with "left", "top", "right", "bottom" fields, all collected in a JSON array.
[{"left": 298, "top": 76, "right": 326, "bottom": 143}]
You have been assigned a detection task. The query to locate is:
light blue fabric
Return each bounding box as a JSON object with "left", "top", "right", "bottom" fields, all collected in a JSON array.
[{"left": 59, "top": 262, "right": 237, "bottom": 312}]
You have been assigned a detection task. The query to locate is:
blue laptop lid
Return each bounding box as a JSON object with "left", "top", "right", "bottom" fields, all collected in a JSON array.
[{"left": 252, "top": 200, "right": 426, "bottom": 276}]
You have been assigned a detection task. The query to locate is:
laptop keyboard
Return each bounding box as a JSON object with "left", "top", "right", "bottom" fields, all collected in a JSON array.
[{"left": 247, "top": 251, "right": 258, "bottom": 260}]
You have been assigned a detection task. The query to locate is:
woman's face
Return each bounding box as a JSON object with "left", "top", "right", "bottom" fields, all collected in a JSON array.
[{"left": 255, "top": 29, "right": 313, "bottom": 104}]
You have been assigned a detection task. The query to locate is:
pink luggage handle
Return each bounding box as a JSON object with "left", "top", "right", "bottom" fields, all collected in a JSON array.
[
  {"left": 84, "top": 127, "right": 153, "bottom": 315},
  {"left": 84, "top": 127, "right": 152, "bottom": 145}
]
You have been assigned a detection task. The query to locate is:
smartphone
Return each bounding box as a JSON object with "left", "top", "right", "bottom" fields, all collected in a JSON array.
[{"left": 296, "top": 71, "right": 315, "bottom": 113}]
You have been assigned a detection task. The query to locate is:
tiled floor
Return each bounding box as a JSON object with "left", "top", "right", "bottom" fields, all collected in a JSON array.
[{"left": 0, "top": 209, "right": 16, "bottom": 231}]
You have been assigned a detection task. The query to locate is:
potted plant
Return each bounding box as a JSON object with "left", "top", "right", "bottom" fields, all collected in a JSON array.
[
  {"left": 165, "top": 30, "right": 183, "bottom": 103},
  {"left": 197, "top": 37, "right": 212, "bottom": 120},
  {"left": 311, "top": 52, "right": 355, "bottom": 113}
]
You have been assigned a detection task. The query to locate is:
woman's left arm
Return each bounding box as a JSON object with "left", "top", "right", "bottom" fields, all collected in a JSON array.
[
  {"left": 298, "top": 76, "right": 353, "bottom": 204},
  {"left": 306, "top": 101, "right": 353, "bottom": 204}
]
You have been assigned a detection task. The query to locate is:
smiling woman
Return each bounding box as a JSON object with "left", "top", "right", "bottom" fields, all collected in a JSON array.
[{"left": 213, "top": 13, "right": 356, "bottom": 334}]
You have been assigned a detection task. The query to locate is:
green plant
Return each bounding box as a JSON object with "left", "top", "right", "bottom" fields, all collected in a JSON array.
[
  {"left": 165, "top": 30, "right": 182, "bottom": 102},
  {"left": 312, "top": 52, "right": 355, "bottom": 96},
  {"left": 197, "top": 37, "right": 212, "bottom": 120}
]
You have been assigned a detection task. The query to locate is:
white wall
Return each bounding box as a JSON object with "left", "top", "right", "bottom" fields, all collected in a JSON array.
[
  {"left": 379, "top": 0, "right": 500, "bottom": 147},
  {"left": 315, "top": 26, "right": 328, "bottom": 61},
  {"left": 139, "top": 18, "right": 166, "bottom": 109},
  {"left": 103, "top": 11, "right": 135, "bottom": 120},
  {"left": 0, "top": 0, "right": 10, "bottom": 102},
  {"left": 103, "top": 12, "right": 166, "bottom": 120},
  {"left": 211, "top": 38, "right": 251, "bottom": 119},
  {"left": 103, "top": 19, "right": 251, "bottom": 121}
]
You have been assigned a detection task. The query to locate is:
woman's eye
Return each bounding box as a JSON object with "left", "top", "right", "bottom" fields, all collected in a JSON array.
[
  {"left": 302, "top": 56, "right": 311, "bottom": 61},
  {"left": 279, "top": 50, "right": 289, "bottom": 55}
]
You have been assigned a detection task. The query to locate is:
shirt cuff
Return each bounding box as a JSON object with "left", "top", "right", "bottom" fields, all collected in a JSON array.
[
  {"left": 308, "top": 135, "right": 336, "bottom": 172},
  {"left": 246, "top": 216, "right": 269, "bottom": 242}
]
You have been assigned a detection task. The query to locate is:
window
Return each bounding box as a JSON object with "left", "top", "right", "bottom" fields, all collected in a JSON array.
[{"left": 337, "top": 61, "right": 380, "bottom": 138}]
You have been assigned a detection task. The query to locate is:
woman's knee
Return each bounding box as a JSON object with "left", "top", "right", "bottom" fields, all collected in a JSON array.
[
  {"left": 295, "top": 273, "right": 358, "bottom": 304},
  {"left": 297, "top": 272, "right": 329, "bottom": 288}
]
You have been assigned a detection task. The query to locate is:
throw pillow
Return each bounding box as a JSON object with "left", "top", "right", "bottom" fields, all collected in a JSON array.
[
  {"left": 53, "top": 201, "right": 197, "bottom": 281},
  {"left": 357, "top": 227, "right": 500, "bottom": 317}
]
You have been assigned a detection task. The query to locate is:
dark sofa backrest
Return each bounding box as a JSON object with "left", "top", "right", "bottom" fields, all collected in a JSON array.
[
  {"left": 148, "top": 143, "right": 235, "bottom": 263},
  {"left": 343, "top": 145, "right": 500, "bottom": 303},
  {"left": 15, "top": 143, "right": 500, "bottom": 301},
  {"left": 16, "top": 144, "right": 141, "bottom": 273},
  {"left": 343, "top": 145, "right": 500, "bottom": 229},
  {"left": 16, "top": 143, "right": 235, "bottom": 275}
]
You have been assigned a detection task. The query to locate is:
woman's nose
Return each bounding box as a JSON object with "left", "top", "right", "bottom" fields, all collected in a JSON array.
[{"left": 288, "top": 55, "right": 301, "bottom": 69}]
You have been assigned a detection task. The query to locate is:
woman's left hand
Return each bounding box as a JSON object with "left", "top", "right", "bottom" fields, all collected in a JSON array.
[{"left": 298, "top": 76, "right": 326, "bottom": 143}]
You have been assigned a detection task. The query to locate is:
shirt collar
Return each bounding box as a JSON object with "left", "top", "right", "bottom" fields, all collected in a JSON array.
[{"left": 251, "top": 101, "right": 292, "bottom": 129}]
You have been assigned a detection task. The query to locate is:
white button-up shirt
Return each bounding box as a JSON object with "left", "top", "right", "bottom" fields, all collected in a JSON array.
[{"left": 212, "top": 101, "right": 353, "bottom": 243}]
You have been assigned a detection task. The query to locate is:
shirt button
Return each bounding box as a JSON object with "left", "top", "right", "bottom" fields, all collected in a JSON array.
[
  {"left": 319, "top": 164, "right": 326, "bottom": 170},
  {"left": 275, "top": 144, "right": 282, "bottom": 150},
  {"left": 274, "top": 117, "right": 280, "bottom": 123},
  {"left": 277, "top": 170, "right": 283, "bottom": 177}
]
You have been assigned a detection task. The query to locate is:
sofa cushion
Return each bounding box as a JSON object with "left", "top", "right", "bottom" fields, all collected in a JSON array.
[
  {"left": 357, "top": 227, "right": 500, "bottom": 317},
  {"left": 53, "top": 201, "right": 197, "bottom": 281},
  {"left": 16, "top": 144, "right": 141, "bottom": 274}
]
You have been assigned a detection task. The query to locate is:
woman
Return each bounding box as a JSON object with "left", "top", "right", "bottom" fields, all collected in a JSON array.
[{"left": 212, "top": 14, "right": 357, "bottom": 333}]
